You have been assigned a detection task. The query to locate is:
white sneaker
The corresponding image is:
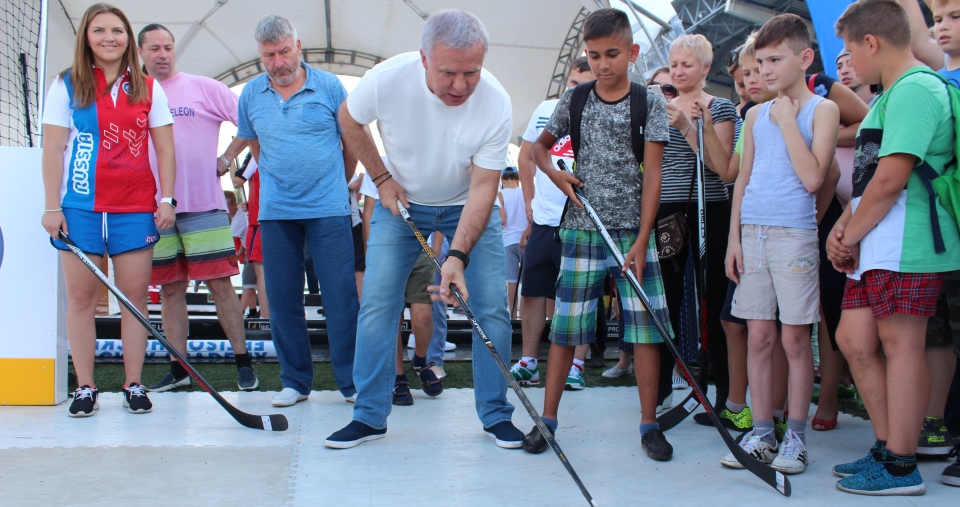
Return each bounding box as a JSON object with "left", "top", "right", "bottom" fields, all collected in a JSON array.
[
  {"left": 771, "top": 429, "right": 808, "bottom": 474},
  {"left": 444, "top": 340, "right": 457, "bottom": 351},
  {"left": 430, "top": 365, "right": 446, "bottom": 379},
  {"left": 602, "top": 364, "right": 633, "bottom": 378},
  {"left": 272, "top": 387, "right": 309, "bottom": 407},
  {"left": 344, "top": 393, "right": 357, "bottom": 403},
  {"left": 721, "top": 429, "right": 778, "bottom": 469},
  {"left": 407, "top": 334, "right": 416, "bottom": 349},
  {"left": 655, "top": 392, "right": 673, "bottom": 414},
  {"left": 672, "top": 375, "right": 689, "bottom": 390}
]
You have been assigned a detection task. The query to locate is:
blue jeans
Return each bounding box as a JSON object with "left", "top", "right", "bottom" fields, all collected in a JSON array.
[
  {"left": 260, "top": 217, "right": 358, "bottom": 396},
  {"left": 428, "top": 235, "right": 450, "bottom": 366},
  {"left": 353, "top": 202, "right": 513, "bottom": 429}
]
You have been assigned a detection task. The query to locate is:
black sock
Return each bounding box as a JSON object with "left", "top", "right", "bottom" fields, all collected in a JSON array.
[
  {"left": 235, "top": 352, "right": 252, "bottom": 370},
  {"left": 171, "top": 361, "right": 187, "bottom": 379},
  {"left": 882, "top": 452, "right": 917, "bottom": 476},
  {"left": 872, "top": 440, "right": 887, "bottom": 461},
  {"left": 413, "top": 354, "right": 427, "bottom": 369},
  {"left": 396, "top": 373, "right": 408, "bottom": 383}
]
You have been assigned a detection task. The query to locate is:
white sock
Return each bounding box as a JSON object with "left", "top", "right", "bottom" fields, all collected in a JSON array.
[
  {"left": 573, "top": 358, "right": 585, "bottom": 369},
  {"left": 726, "top": 400, "right": 747, "bottom": 413},
  {"left": 521, "top": 357, "right": 537, "bottom": 369}
]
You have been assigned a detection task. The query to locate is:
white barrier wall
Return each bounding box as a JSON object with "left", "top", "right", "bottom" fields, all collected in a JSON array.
[{"left": 0, "top": 146, "right": 67, "bottom": 405}]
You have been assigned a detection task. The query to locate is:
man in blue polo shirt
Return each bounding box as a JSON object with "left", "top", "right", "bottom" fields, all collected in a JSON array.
[{"left": 236, "top": 15, "right": 358, "bottom": 407}]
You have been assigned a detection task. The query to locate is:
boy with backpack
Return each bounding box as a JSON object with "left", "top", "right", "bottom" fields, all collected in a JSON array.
[
  {"left": 724, "top": 14, "right": 839, "bottom": 475},
  {"left": 829, "top": 0, "right": 960, "bottom": 495},
  {"left": 522, "top": 7, "right": 674, "bottom": 461}
]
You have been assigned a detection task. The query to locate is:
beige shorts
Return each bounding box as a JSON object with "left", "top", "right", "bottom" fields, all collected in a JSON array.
[{"left": 731, "top": 225, "right": 821, "bottom": 325}]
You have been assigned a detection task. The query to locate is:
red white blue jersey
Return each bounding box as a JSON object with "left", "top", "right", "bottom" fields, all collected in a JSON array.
[{"left": 42, "top": 68, "right": 173, "bottom": 212}]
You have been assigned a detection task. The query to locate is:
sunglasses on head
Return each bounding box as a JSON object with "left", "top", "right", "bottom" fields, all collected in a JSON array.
[{"left": 726, "top": 47, "right": 742, "bottom": 69}]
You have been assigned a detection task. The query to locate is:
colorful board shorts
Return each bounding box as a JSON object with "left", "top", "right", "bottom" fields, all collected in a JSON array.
[
  {"left": 51, "top": 207, "right": 158, "bottom": 256},
  {"left": 550, "top": 228, "right": 674, "bottom": 346},
  {"left": 841, "top": 269, "right": 944, "bottom": 320},
  {"left": 151, "top": 210, "right": 239, "bottom": 285},
  {"left": 246, "top": 224, "right": 263, "bottom": 264}
]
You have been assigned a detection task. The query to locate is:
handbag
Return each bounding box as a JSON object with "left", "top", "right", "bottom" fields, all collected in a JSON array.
[{"left": 656, "top": 165, "right": 697, "bottom": 260}]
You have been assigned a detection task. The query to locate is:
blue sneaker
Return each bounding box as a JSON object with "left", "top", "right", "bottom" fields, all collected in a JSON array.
[
  {"left": 837, "top": 461, "right": 925, "bottom": 496},
  {"left": 833, "top": 442, "right": 884, "bottom": 478},
  {"left": 324, "top": 421, "right": 387, "bottom": 449},
  {"left": 483, "top": 421, "right": 523, "bottom": 449}
]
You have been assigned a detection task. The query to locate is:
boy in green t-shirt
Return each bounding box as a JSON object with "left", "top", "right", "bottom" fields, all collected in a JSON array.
[{"left": 829, "top": 0, "right": 960, "bottom": 496}]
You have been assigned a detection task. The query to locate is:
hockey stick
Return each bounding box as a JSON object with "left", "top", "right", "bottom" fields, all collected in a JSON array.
[
  {"left": 658, "top": 118, "right": 712, "bottom": 430},
  {"left": 555, "top": 162, "right": 790, "bottom": 496},
  {"left": 59, "top": 232, "right": 288, "bottom": 432},
  {"left": 19, "top": 53, "right": 34, "bottom": 148},
  {"left": 396, "top": 201, "right": 598, "bottom": 507}
]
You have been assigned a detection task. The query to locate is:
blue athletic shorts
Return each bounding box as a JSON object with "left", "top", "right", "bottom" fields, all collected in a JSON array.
[{"left": 51, "top": 207, "right": 159, "bottom": 256}]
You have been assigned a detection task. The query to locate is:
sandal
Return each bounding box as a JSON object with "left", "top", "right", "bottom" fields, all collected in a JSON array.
[
  {"left": 414, "top": 362, "right": 443, "bottom": 397},
  {"left": 393, "top": 380, "right": 413, "bottom": 406},
  {"left": 812, "top": 413, "right": 838, "bottom": 431}
]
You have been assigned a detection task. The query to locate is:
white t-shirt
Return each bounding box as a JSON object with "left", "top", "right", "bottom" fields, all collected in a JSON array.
[
  {"left": 347, "top": 52, "right": 512, "bottom": 206},
  {"left": 230, "top": 209, "right": 248, "bottom": 245},
  {"left": 500, "top": 186, "right": 528, "bottom": 246},
  {"left": 349, "top": 172, "right": 361, "bottom": 226},
  {"left": 522, "top": 98, "right": 573, "bottom": 226}
]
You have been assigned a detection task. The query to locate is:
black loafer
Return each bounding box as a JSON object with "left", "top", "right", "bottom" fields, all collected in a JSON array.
[
  {"left": 522, "top": 425, "right": 551, "bottom": 454},
  {"left": 641, "top": 429, "right": 673, "bottom": 461}
]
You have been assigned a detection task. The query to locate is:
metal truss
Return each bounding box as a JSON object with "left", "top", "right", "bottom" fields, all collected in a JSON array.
[{"left": 546, "top": 6, "right": 590, "bottom": 100}]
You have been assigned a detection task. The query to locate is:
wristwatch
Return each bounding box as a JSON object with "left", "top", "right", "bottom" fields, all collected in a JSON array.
[
  {"left": 447, "top": 249, "right": 470, "bottom": 269},
  {"left": 160, "top": 197, "right": 177, "bottom": 208}
]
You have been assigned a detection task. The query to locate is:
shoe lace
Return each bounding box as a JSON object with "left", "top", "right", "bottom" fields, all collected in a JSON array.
[
  {"left": 74, "top": 386, "right": 95, "bottom": 401},
  {"left": 125, "top": 384, "right": 147, "bottom": 397},
  {"left": 949, "top": 444, "right": 960, "bottom": 461},
  {"left": 742, "top": 429, "right": 773, "bottom": 451},
  {"left": 780, "top": 430, "right": 805, "bottom": 458}
]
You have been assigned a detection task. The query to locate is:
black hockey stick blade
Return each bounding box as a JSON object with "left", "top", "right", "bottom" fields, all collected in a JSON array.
[
  {"left": 60, "top": 232, "right": 288, "bottom": 432},
  {"left": 396, "top": 202, "right": 598, "bottom": 507},
  {"left": 556, "top": 162, "right": 789, "bottom": 496},
  {"left": 658, "top": 389, "right": 700, "bottom": 431}
]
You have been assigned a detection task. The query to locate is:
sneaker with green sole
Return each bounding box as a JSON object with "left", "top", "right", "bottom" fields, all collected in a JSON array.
[
  {"left": 774, "top": 416, "right": 787, "bottom": 443},
  {"left": 510, "top": 360, "right": 540, "bottom": 386},
  {"left": 564, "top": 364, "right": 585, "bottom": 391},
  {"left": 917, "top": 416, "right": 958, "bottom": 456}
]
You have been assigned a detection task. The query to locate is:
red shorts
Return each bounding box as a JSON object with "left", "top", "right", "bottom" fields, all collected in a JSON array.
[
  {"left": 841, "top": 269, "right": 945, "bottom": 319},
  {"left": 246, "top": 224, "right": 263, "bottom": 263}
]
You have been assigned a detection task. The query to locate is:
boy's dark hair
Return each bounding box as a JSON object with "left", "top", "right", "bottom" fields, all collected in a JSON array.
[
  {"left": 754, "top": 14, "right": 811, "bottom": 54},
  {"left": 571, "top": 56, "right": 590, "bottom": 73},
  {"left": 583, "top": 8, "right": 632, "bottom": 44},
  {"left": 138, "top": 23, "right": 174, "bottom": 48},
  {"left": 835, "top": 0, "right": 911, "bottom": 49}
]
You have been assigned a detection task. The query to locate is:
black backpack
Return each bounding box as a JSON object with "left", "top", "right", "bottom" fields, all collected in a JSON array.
[
  {"left": 556, "top": 80, "right": 647, "bottom": 231},
  {"left": 568, "top": 80, "right": 648, "bottom": 168}
]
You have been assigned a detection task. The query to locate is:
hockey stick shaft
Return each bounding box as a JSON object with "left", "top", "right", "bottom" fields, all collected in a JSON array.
[
  {"left": 59, "top": 232, "right": 288, "bottom": 432},
  {"left": 396, "top": 201, "right": 597, "bottom": 507},
  {"left": 556, "top": 162, "right": 789, "bottom": 496}
]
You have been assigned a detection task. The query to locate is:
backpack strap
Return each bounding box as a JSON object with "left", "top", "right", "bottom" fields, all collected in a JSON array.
[
  {"left": 629, "top": 81, "right": 647, "bottom": 169},
  {"left": 915, "top": 162, "right": 947, "bottom": 253},
  {"left": 807, "top": 74, "right": 818, "bottom": 94},
  {"left": 569, "top": 81, "right": 596, "bottom": 162}
]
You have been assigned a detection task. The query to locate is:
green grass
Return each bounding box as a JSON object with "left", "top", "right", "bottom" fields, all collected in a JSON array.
[
  {"left": 72, "top": 361, "right": 869, "bottom": 420},
  {"left": 72, "top": 360, "right": 638, "bottom": 392}
]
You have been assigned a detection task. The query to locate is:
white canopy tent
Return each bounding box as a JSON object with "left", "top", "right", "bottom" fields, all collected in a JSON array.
[{"left": 44, "top": 0, "right": 617, "bottom": 141}]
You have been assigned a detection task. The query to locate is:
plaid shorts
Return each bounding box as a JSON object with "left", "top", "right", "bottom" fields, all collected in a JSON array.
[
  {"left": 550, "top": 228, "right": 674, "bottom": 346},
  {"left": 841, "top": 269, "right": 945, "bottom": 319}
]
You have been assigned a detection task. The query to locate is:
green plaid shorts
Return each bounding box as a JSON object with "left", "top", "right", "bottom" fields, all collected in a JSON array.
[{"left": 550, "top": 228, "right": 674, "bottom": 346}]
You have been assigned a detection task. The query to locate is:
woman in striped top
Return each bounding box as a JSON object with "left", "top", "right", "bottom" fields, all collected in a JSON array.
[{"left": 655, "top": 34, "right": 739, "bottom": 411}]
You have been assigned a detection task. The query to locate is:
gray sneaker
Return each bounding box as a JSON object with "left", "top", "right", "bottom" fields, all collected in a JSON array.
[
  {"left": 237, "top": 367, "right": 259, "bottom": 391},
  {"left": 147, "top": 372, "right": 191, "bottom": 392}
]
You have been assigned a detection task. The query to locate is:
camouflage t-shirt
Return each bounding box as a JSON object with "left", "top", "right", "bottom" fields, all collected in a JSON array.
[{"left": 545, "top": 86, "right": 669, "bottom": 230}]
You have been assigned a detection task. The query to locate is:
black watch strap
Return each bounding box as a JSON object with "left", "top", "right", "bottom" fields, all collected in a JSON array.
[{"left": 447, "top": 249, "right": 469, "bottom": 269}]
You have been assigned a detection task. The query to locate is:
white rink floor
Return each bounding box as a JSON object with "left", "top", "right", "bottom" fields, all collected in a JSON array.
[{"left": 0, "top": 387, "right": 956, "bottom": 506}]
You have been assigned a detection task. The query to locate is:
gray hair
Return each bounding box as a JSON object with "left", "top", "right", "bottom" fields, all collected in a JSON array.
[
  {"left": 255, "top": 15, "right": 298, "bottom": 45},
  {"left": 420, "top": 9, "right": 489, "bottom": 57}
]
